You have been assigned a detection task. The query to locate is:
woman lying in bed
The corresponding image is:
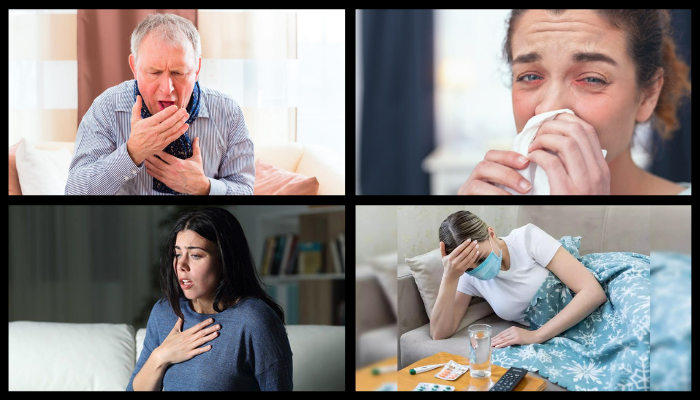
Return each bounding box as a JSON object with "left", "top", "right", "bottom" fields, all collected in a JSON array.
[{"left": 431, "top": 210, "right": 650, "bottom": 391}]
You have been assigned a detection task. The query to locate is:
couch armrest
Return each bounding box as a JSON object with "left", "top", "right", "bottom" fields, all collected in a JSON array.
[
  {"left": 356, "top": 265, "right": 395, "bottom": 339},
  {"left": 295, "top": 144, "right": 345, "bottom": 195},
  {"left": 397, "top": 273, "right": 429, "bottom": 339}
]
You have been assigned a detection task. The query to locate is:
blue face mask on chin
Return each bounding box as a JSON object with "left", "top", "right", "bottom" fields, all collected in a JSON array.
[{"left": 466, "top": 236, "right": 502, "bottom": 280}]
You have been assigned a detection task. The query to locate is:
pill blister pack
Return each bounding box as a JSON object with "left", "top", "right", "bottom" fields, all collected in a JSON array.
[
  {"left": 413, "top": 382, "right": 455, "bottom": 391},
  {"left": 435, "top": 360, "right": 469, "bottom": 381}
]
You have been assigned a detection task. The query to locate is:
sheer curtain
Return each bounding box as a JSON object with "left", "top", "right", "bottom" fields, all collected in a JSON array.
[{"left": 8, "top": 9, "right": 78, "bottom": 145}]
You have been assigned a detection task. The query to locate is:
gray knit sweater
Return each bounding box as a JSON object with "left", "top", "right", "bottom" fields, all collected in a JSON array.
[{"left": 127, "top": 297, "right": 293, "bottom": 391}]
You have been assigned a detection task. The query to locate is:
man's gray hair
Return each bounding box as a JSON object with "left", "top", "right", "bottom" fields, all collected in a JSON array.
[{"left": 130, "top": 13, "right": 201, "bottom": 70}]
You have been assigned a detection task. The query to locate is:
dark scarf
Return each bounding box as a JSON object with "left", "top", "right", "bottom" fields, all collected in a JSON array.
[{"left": 133, "top": 80, "right": 201, "bottom": 194}]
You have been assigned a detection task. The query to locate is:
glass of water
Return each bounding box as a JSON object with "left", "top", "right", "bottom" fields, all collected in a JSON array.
[{"left": 468, "top": 324, "right": 492, "bottom": 378}]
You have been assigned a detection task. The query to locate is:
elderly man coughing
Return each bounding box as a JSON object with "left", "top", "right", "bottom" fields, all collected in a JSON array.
[{"left": 66, "top": 13, "right": 255, "bottom": 195}]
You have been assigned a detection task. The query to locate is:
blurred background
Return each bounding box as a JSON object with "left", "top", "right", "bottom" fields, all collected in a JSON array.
[
  {"left": 649, "top": 206, "right": 691, "bottom": 391},
  {"left": 356, "top": 9, "right": 691, "bottom": 195},
  {"left": 9, "top": 205, "right": 345, "bottom": 329}
]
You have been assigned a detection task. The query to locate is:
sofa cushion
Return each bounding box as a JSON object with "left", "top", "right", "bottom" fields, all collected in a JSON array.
[
  {"left": 136, "top": 328, "right": 147, "bottom": 362},
  {"left": 358, "top": 324, "right": 397, "bottom": 367},
  {"left": 15, "top": 138, "right": 72, "bottom": 195},
  {"left": 9, "top": 321, "right": 136, "bottom": 391},
  {"left": 9, "top": 140, "right": 22, "bottom": 195},
  {"left": 285, "top": 325, "right": 345, "bottom": 391},
  {"left": 404, "top": 248, "right": 443, "bottom": 321},
  {"left": 367, "top": 252, "right": 399, "bottom": 319},
  {"left": 294, "top": 144, "right": 345, "bottom": 195},
  {"left": 254, "top": 159, "right": 319, "bottom": 195}
]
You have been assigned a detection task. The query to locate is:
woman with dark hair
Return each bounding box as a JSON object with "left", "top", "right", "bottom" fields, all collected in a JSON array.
[
  {"left": 127, "top": 207, "right": 292, "bottom": 391},
  {"left": 459, "top": 10, "right": 691, "bottom": 195}
]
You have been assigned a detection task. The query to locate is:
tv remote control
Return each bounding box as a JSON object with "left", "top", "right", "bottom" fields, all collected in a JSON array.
[{"left": 489, "top": 367, "right": 528, "bottom": 391}]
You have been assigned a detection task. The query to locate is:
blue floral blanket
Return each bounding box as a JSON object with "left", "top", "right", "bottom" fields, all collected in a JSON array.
[
  {"left": 492, "top": 236, "right": 650, "bottom": 391},
  {"left": 649, "top": 251, "right": 691, "bottom": 391}
]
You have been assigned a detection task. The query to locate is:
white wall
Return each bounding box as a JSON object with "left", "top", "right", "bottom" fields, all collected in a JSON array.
[
  {"left": 397, "top": 206, "right": 519, "bottom": 261},
  {"left": 356, "top": 206, "right": 397, "bottom": 264}
]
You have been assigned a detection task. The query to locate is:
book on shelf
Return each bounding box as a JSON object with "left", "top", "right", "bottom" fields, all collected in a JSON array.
[{"left": 261, "top": 233, "right": 345, "bottom": 276}]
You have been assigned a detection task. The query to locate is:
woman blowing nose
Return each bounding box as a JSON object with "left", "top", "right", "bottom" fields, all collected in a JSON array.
[{"left": 459, "top": 10, "right": 691, "bottom": 195}]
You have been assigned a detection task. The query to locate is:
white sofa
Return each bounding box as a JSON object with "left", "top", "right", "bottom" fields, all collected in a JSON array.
[
  {"left": 8, "top": 321, "right": 344, "bottom": 391},
  {"left": 12, "top": 140, "right": 345, "bottom": 195}
]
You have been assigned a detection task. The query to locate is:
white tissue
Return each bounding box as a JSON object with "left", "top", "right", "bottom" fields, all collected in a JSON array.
[{"left": 498, "top": 109, "right": 607, "bottom": 195}]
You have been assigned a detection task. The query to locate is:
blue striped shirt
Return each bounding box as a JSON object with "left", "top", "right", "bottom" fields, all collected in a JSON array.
[{"left": 66, "top": 79, "right": 255, "bottom": 195}]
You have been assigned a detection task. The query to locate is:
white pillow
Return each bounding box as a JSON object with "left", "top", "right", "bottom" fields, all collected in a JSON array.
[
  {"left": 15, "top": 138, "right": 72, "bottom": 195},
  {"left": 404, "top": 248, "right": 444, "bottom": 322},
  {"left": 135, "top": 328, "right": 147, "bottom": 362},
  {"left": 8, "top": 321, "right": 136, "bottom": 391},
  {"left": 367, "top": 252, "right": 398, "bottom": 319}
]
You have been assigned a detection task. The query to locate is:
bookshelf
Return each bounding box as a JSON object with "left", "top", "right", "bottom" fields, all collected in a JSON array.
[{"left": 257, "top": 206, "right": 345, "bottom": 326}]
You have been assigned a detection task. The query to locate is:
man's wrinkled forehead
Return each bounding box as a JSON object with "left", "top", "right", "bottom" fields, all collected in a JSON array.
[
  {"left": 138, "top": 38, "right": 192, "bottom": 70},
  {"left": 139, "top": 51, "right": 190, "bottom": 72},
  {"left": 145, "top": 64, "right": 188, "bottom": 73}
]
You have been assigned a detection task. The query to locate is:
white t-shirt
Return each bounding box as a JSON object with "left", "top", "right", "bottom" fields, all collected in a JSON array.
[{"left": 456, "top": 223, "right": 562, "bottom": 326}]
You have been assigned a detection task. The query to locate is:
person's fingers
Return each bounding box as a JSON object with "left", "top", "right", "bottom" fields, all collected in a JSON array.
[
  {"left": 527, "top": 150, "right": 573, "bottom": 193},
  {"left": 173, "top": 317, "right": 183, "bottom": 333},
  {"left": 472, "top": 160, "right": 531, "bottom": 194},
  {"left": 449, "top": 237, "right": 473, "bottom": 260},
  {"left": 440, "top": 241, "right": 446, "bottom": 258},
  {"left": 196, "top": 330, "right": 219, "bottom": 348},
  {"left": 528, "top": 133, "right": 587, "bottom": 182},
  {"left": 492, "top": 333, "right": 510, "bottom": 347},
  {"left": 193, "top": 137, "right": 200, "bottom": 157},
  {"left": 466, "top": 177, "right": 515, "bottom": 195},
  {"left": 460, "top": 150, "right": 528, "bottom": 195},
  {"left": 552, "top": 113, "right": 605, "bottom": 154},
  {"left": 186, "top": 317, "right": 215, "bottom": 334},
  {"left": 162, "top": 121, "right": 189, "bottom": 145},
  {"left": 529, "top": 120, "right": 595, "bottom": 178},
  {"left": 543, "top": 114, "right": 608, "bottom": 172},
  {"left": 131, "top": 95, "right": 143, "bottom": 125},
  {"left": 466, "top": 243, "right": 480, "bottom": 266},
  {"left": 195, "top": 344, "right": 213, "bottom": 355},
  {"left": 545, "top": 114, "right": 611, "bottom": 190},
  {"left": 161, "top": 108, "right": 189, "bottom": 130},
  {"left": 151, "top": 104, "right": 183, "bottom": 127},
  {"left": 205, "top": 324, "right": 222, "bottom": 335},
  {"left": 484, "top": 150, "right": 530, "bottom": 170},
  {"left": 453, "top": 240, "right": 476, "bottom": 266}
]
